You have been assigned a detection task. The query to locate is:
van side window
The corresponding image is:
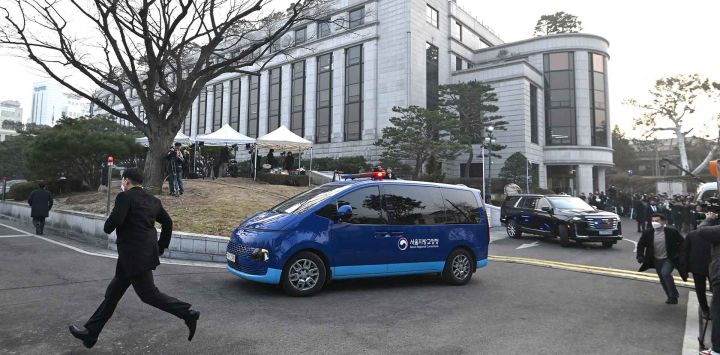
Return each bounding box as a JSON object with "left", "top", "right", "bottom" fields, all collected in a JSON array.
[
  {"left": 334, "top": 186, "right": 385, "bottom": 224},
  {"left": 383, "top": 185, "right": 446, "bottom": 225},
  {"left": 441, "top": 188, "right": 481, "bottom": 224}
]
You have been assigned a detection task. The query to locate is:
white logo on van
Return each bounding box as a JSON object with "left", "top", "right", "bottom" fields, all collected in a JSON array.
[{"left": 398, "top": 237, "right": 409, "bottom": 251}]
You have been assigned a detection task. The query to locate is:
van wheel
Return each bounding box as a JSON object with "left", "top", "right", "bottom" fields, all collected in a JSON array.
[
  {"left": 507, "top": 220, "right": 522, "bottom": 238},
  {"left": 558, "top": 225, "right": 571, "bottom": 248},
  {"left": 442, "top": 249, "right": 474, "bottom": 285},
  {"left": 281, "top": 252, "right": 326, "bottom": 297}
]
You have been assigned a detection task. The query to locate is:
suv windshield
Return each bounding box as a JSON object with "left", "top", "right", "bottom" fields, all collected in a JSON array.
[
  {"left": 270, "top": 184, "right": 353, "bottom": 214},
  {"left": 548, "top": 197, "right": 594, "bottom": 211}
]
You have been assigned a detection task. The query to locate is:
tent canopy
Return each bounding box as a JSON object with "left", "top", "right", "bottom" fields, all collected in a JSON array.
[
  {"left": 256, "top": 125, "right": 312, "bottom": 152},
  {"left": 135, "top": 132, "right": 194, "bottom": 147},
  {"left": 196, "top": 124, "right": 256, "bottom": 146}
]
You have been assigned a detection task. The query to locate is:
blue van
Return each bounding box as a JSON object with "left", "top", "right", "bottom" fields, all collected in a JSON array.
[{"left": 225, "top": 179, "right": 489, "bottom": 296}]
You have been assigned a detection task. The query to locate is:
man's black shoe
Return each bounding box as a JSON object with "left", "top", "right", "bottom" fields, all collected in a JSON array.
[
  {"left": 665, "top": 297, "right": 678, "bottom": 304},
  {"left": 69, "top": 325, "right": 97, "bottom": 349},
  {"left": 185, "top": 310, "right": 200, "bottom": 341}
]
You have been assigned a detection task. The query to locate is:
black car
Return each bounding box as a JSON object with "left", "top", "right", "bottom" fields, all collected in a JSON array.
[{"left": 500, "top": 194, "right": 622, "bottom": 248}]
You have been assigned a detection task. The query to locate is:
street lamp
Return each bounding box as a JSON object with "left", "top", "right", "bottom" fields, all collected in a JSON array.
[{"left": 484, "top": 126, "right": 495, "bottom": 203}]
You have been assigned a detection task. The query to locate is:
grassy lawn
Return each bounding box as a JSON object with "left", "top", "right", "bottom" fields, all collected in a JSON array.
[{"left": 53, "top": 177, "right": 308, "bottom": 237}]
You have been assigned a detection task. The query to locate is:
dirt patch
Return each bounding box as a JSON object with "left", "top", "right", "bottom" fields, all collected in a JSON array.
[{"left": 52, "top": 177, "right": 308, "bottom": 237}]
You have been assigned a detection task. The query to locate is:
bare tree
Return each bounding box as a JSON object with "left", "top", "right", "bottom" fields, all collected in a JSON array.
[
  {"left": 0, "top": 0, "right": 330, "bottom": 189},
  {"left": 625, "top": 74, "right": 720, "bottom": 175}
]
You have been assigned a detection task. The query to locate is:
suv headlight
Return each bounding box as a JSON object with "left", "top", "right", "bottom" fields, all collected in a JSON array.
[{"left": 572, "top": 217, "right": 582, "bottom": 221}]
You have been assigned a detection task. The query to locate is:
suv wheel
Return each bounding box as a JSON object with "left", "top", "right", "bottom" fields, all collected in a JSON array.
[
  {"left": 442, "top": 248, "right": 474, "bottom": 285},
  {"left": 281, "top": 252, "right": 326, "bottom": 297},
  {"left": 507, "top": 220, "right": 522, "bottom": 238},
  {"left": 558, "top": 224, "right": 572, "bottom": 248}
]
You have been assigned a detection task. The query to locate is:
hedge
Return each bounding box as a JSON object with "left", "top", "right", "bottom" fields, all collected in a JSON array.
[
  {"left": 7, "top": 179, "right": 88, "bottom": 201},
  {"left": 8, "top": 181, "right": 38, "bottom": 201},
  {"left": 308, "top": 156, "right": 371, "bottom": 174},
  {"left": 257, "top": 172, "right": 309, "bottom": 186}
]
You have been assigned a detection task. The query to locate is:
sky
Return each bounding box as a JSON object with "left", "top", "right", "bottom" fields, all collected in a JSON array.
[{"left": 1, "top": 0, "right": 719, "bottom": 139}]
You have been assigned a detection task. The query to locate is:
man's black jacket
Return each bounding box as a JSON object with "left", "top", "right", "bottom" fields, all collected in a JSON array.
[
  {"left": 28, "top": 188, "right": 53, "bottom": 218},
  {"left": 696, "top": 221, "right": 720, "bottom": 286},
  {"left": 636, "top": 226, "right": 684, "bottom": 272},
  {"left": 679, "top": 225, "right": 711, "bottom": 280},
  {"left": 104, "top": 187, "right": 173, "bottom": 277}
]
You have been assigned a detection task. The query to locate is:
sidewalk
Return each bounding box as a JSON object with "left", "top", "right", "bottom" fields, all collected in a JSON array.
[{"left": 684, "top": 291, "right": 712, "bottom": 354}]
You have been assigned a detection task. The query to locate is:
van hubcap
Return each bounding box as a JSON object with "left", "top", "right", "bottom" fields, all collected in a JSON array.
[
  {"left": 288, "top": 259, "right": 319, "bottom": 291},
  {"left": 452, "top": 255, "right": 470, "bottom": 280}
]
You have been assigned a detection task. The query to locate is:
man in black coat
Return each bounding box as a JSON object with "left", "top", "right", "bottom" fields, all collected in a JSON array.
[
  {"left": 69, "top": 169, "right": 199, "bottom": 349},
  {"left": 27, "top": 182, "right": 53, "bottom": 235},
  {"left": 636, "top": 213, "right": 684, "bottom": 304},
  {"left": 694, "top": 212, "right": 720, "bottom": 354},
  {"left": 679, "top": 220, "right": 712, "bottom": 318}
]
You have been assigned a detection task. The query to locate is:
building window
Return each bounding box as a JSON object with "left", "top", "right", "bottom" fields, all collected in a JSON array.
[
  {"left": 530, "top": 84, "right": 538, "bottom": 144},
  {"left": 590, "top": 53, "right": 608, "bottom": 147},
  {"left": 455, "top": 56, "right": 463, "bottom": 71},
  {"left": 229, "top": 78, "right": 240, "bottom": 131},
  {"left": 295, "top": 27, "right": 307, "bottom": 44},
  {"left": 268, "top": 68, "right": 281, "bottom": 132},
  {"left": 426, "top": 5, "right": 438, "bottom": 28},
  {"left": 452, "top": 21, "right": 463, "bottom": 42},
  {"left": 291, "top": 61, "right": 305, "bottom": 137},
  {"left": 426, "top": 43, "right": 439, "bottom": 110},
  {"left": 349, "top": 8, "right": 364, "bottom": 29},
  {"left": 212, "top": 83, "right": 223, "bottom": 131},
  {"left": 345, "top": 45, "right": 363, "bottom": 141},
  {"left": 543, "top": 52, "right": 576, "bottom": 145},
  {"left": 317, "top": 18, "right": 331, "bottom": 38},
  {"left": 247, "top": 75, "right": 260, "bottom": 138},
  {"left": 183, "top": 108, "right": 192, "bottom": 135},
  {"left": 316, "top": 53, "right": 333, "bottom": 143},
  {"left": 198, "top": 87, "right": 207, "bottom": 134}
]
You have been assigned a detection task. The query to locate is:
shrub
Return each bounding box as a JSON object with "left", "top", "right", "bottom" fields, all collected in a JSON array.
[
  {"left": 257, "top": 172, "right": 309, "bottom": 186},
  {"left": 308, "top": 156, "right": 371, "bottom": 174},
  {"left": 8, "top": 181, "right": 39, "bottom": 201}
]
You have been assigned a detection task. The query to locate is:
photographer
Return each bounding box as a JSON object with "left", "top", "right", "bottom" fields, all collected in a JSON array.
[
  {"left": 166, "top": 142, "right": 185, "bottom": 195},
  {"left": 697, "top": 210, "right": 720, "bottom": 355},
  {"left": 679, "top": 214, "right": 712, "bottom": 319}
]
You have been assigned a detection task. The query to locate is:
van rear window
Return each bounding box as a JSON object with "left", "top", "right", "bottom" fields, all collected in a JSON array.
[{"left": 441, "top": 188, "right": 481, "bottom": 224}]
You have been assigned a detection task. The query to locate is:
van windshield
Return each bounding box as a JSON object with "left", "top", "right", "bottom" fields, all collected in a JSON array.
[{"left": 270, "top": 184, "right": 353, "bottom": 214}]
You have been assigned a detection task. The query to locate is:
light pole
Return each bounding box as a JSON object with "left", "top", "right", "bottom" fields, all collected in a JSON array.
[{"left": 484, "top": 126, "right": 495, "bottom": 203}]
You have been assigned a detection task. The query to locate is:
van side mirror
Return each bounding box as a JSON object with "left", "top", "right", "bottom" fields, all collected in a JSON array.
[
  {"left": 336, "top": 205, "right": 353, "bottom": 221},
  {"left": 541, "top": 206, "right": 553, "bottom": 214}
]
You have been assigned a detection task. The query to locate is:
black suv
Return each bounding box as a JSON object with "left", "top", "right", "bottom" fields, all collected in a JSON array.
[{"left": 500, "top": 194, "right": 622, "bottom": 248}]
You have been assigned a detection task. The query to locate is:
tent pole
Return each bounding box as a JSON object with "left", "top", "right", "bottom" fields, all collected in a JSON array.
[
  {"left": 309, "top": 148, "right": 313, "bottom": 187},
  {"left": 253, "top": 144, "right": 258, "bottom": 181}
]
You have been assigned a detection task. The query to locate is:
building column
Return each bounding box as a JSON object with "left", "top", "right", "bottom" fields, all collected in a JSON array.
[
  {"left": 280, "top": 63, "right": 292, "bottom": 129},
  {"left": 222, "top": 81, "right": 231, "bottom": 126},
  {"left": 258, "top": 70, "right": 269, "bottom": 136},
  {"left": 577, "top": 164, "right": 593, "bottom": 197},
  {"left": 331, "top": 48, "right": 345, "bottom": 143},
  {"left": 574, "top": 51, "right": 592, "bottom": 146},
  {"left": 304, "top": 57, "right": 317, "bottom": 141},
  {"left": 598, "top": 166, "right": 607, "bottom": 193},
  {"left": 205, "top": 90, "right": 213, "bottom": 134},
  {"left": 239, "top": 76, "right": 249, "bottom": 135},
  {"left": 190, "top": 97, "right": 199, "bottom": 138}
]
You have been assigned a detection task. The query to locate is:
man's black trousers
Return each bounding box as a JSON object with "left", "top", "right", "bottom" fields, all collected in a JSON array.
[
  {"left": 711, "top": 283, "right": 720, "bottom": 352},
  {"left": 32, "top": 218, "right": 45, "bottom": 234},
  {"left": 693, "top": 273, "right": 710, "bottom": 314},
  {"left": 84, "top": 263, "right": 192, "bottom": 339}
]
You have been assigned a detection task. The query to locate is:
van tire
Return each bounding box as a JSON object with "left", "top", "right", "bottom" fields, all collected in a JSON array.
[
  {"left": 507, "top": 220, "right": 522, "bottom": 238},
  {"left": 281, "top": 252, "right": 327, "bottom": 297},
  {"left": 442, "top": 249, "right": 474, "bottom": 285},
  {"left": 558, "top": 225, "right": 571, "bottom": 248}
]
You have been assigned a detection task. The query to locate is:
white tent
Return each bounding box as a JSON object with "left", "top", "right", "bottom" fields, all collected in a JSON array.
[
  {"left": 254, "top": 125, "right": 313, "bottom": 185},
  {"left": 196, "top": 124, "right": 256, "bottom": 146},
  {"left": 135, "top": 132, "right": 194, "bottom": 147}
]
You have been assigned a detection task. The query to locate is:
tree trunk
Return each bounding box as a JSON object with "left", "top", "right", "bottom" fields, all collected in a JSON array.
[
  {"left": 464, "top": 145, "right": 473, "bottom": 178},
  {"left": 144, "top": 127, "right": 175, "bottom": 193},
  {"left": 691, "top": 145, "right": 719, "bottom": 175},
  {"left": 413, "top": 153, "right": 422, "bottom": 180},
  {"left": 676, "top": 127, "right": 690, "bottom": 174}
]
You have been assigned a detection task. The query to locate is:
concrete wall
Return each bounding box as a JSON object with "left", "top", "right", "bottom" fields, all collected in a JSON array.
[{"left": 0, "top": 201, "right": 228, "bottom": 262}]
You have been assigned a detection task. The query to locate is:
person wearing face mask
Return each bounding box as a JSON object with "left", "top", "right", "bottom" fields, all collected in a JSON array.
[
  {"left": 68, "top": 168, "right": 199, "bottom": 349},
  {"left": 636, "top": 213, "right": 685, "bottom": 304}
]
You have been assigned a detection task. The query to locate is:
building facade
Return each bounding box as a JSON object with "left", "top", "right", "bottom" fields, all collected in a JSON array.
[
  {"left": 104, "top": 0, "right": 613, "bottom": 193},
  {"left": 0, "top": 100, "right": 23, "bottom": 126},
  {"left": 30, "top": 80, "right": 90, "bottom": 126}
]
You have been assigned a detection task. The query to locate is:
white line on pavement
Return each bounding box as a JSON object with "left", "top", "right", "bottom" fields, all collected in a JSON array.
[
  {"left": 682, "top": 291, "right": 711, "bottom": 354},
  {"left": 0, "top": 223, "right": 34, "bottom": 236},
  {"left": 621, "top": 238, "right": 638, "bottom": 252},
  {"left": 0, "top": 222, "right": 224, "bottom": 269},
  {"left": 0, "top": 234, "right": 34, "bottom": 238}
]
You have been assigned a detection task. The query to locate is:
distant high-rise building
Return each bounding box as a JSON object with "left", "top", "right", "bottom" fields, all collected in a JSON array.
[
  {"left": 0, "top": 100, "right": 23, "bottom": 126},
  {"left": 30, "top": 80, "right": 90, "bottom": 126}
]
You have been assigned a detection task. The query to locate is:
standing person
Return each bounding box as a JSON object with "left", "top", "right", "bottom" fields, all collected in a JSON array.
[
  {"left": 283, "top": 152, "right": 295, "bottom": 172},
  {"left": 181, "top": 147, "right": 191, "bottom": 178},
  {"left": 645, "top": 198, "right": 660, "bottom": 230},
  {"left": 679, "top": 220, "right": 712, "bottom": 319},
  {"left": 636, "top": 213, "right": 684, "bottom": 304},
  {"left": 27, "top": 182, "right": 53, "bottom": 235},
  {"left": 166, "top": 143, "right": 185, "bottom": 195},
  {"left": 386, "top": 168, "right": 398, "bottom": 180},
  {"left": 68, "top": 169, "right": 199, "bottom": 349},
  {"left": 249, "top": 148, "right": 257, "bottom": 178},
  {"left": 634, "top": 195, "right": 646, "bottom": 232},
  {"left": 266, "top": 149, "right": 276, "bottom": 168},
  {"left": 696, "top": 212, "right": 720, "bottom": 355}
]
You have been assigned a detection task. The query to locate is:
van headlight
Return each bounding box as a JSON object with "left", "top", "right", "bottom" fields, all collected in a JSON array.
[{"left": 251, "top": 248, "right": 270, "bottom": 262}]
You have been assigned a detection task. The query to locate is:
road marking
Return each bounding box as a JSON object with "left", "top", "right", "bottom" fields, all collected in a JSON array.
[
  {"left": 0, "top": 234, "right": 34, "bottom": 238},
  {"left": 682, "top": 291, "right": 711, "bottom": 354},
  {"left": 0, "top": 222, "right": 224, "bottom": 269},
  {"left": 515, "top": 241, "right": 540, "bottom": 250},
  {"left": 621, "top": 238, "right": 638, "bottom": 252},
  {"left": 489, "top": 255, "right": 696, "bottom": 288}
]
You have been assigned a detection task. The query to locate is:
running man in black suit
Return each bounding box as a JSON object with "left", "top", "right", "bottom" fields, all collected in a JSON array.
[{"left": 69, "top": 168, "right": 199, "bottom": 348}]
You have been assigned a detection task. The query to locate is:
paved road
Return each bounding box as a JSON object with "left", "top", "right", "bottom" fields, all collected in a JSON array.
[{"left": 0, "top": 220, "right": 692, "bottom": 354}]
